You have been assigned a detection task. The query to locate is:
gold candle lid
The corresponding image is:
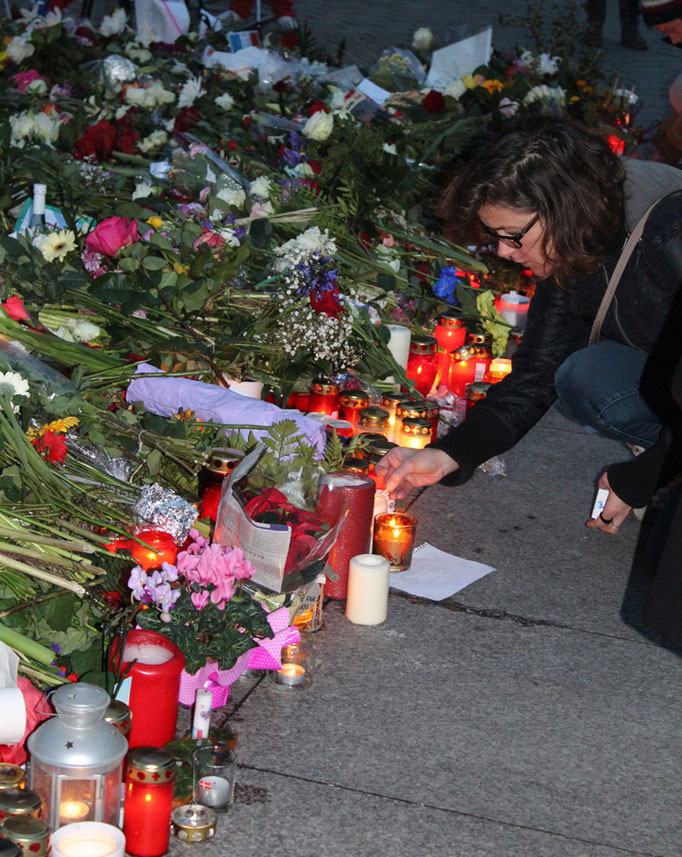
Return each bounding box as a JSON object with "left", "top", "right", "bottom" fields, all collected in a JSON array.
[
  {"left": 0, "top": 766, "right": 25, "bottom": 792},
  {"left": 344, "top": 457, "right": 369, "bottom": 473},
  {"left": 310, "top": 377, "right": 339, "bottom": 396},
  {"left": 422, "top": 399, "right": 439, "bottom": 417},
  {"left": 126, "top": 747, "right": 176, "bottom": 783},
  {"left": 0, "top": 790, "right": 42, "bottom": 819},
  {"left": 437, "top": 312, "right": 465, "bottom": 328},
  {"left": 380, "top": 392, "right": 411, "bottom": 409},
  {"left": 508, "top": 328, "right": 524, "bottom": 344},
  {"left": 472, "top": 345, "right": 493, "bottom": 359},
  {"left": 409, "top": 335, "right": 437, "bottom": 355},
  {"left": 466, "top": 332, "right": 492, "bottom": 346},
  {"left": 104, "top": 699, "right": 131, "bottom": 737},
  {"left": 0, "top": 817, "right": 50, "bottom": 856},
  {"left": 171, "top": 804, "right": 217, "bottom": 842},
  {"left": 397, "top": 400, "right": 428, "bottom": 420},
  {"left": 400, "top": 417, "right": 431, "bottom": 437},
  {"left": 365, "top": 437, "right": 397, "bottom": 457},
  {"left": 205, "top": 448, "right": 244, "bottom": 475},
  {"left": 450, "top": 345, "right": 477, "bottom": 363},
  {"left": 468, "top": 381, "right": 492, "bottom": 399},
  {"left": 358, "top": 407, "right": 389, "bottom": 429},
  {"left": 339, "top": 390, "right": 369, "bottom": 407}
]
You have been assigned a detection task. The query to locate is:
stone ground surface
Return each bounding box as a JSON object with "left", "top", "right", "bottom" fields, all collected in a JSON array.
[{"left": 7, "top": 0, "right": 680, "bottom": 854}]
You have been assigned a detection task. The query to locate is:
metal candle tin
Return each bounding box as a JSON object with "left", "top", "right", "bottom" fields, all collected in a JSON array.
[
  {"left": 0, "top": 817, "right": 50, "bottom": 857},
  {"left": 0, "top": 790, "right": 42, "bottom": 822},
  {"left": 170, "top": 804, "right": 217, "bottom": 842},
  {"left": 0, "top": 768, "right": 24, "bottom": 793}
]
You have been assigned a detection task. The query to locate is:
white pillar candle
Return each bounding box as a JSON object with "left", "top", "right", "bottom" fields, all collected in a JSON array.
[
  {"left": 121, "top": 642, "right": 172, "bottom": 665},
  {"left": 51, "top": 822, "right": 125, "bottom": 857},
  {"left": 385, "top": 324, "right": 411, "bottom": 370},
  {"left": 191, "top": 688, "right": 213, "bottom": 740},
  {"left": 346, "top": 554, "right": 390, "bottom": 626},
  {"left": 498, "top": 292, "right": 531, "bottom": 330}
]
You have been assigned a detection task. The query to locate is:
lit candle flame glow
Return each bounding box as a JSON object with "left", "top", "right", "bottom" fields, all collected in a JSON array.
[{"left": 60, "top": 801, "right": 90, "bottom": 820}]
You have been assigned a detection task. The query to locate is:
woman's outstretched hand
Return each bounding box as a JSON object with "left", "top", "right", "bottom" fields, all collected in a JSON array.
[
  {"left": 585, "top": 472, "right": 632, "bottom": 534},
  {"left": 374, "top": 447, "right": 458, "bottom": 499}
]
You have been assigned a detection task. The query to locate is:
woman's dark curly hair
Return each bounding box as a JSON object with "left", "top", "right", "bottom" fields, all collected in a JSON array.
[{"left": 439, "top": 116, "right": 626, "bottom": 287}]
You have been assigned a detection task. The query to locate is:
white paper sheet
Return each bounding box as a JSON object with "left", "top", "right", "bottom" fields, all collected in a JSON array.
[
  {"left": 426, "top": 28, "right": 493, "bottom": 91},
  {"left": 389, "top": 542, "right": 494, "bottom": 601}
]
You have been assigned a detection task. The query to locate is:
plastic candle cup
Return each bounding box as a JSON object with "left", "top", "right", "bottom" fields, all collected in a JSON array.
[
  {"left": 127, "top": 531, "right": 177, "bottom": 571},
  {"left": 399, "top": 417, "right": 432, "bottom": 450},
  {"left": 406, "top": 335, "right": 439, "bottom": 397},
  {"left": 308, "top": 378, "right": 340, "bottom": 418},
  {"left": 198, "top": 448, "right": 244, "bottom": 522},
  {"left": 338, "top": 390, "right": 370, "bottom": 429},
  {"left": 357, "top": 406, "right": 390, "bottom": 439},
  {"left": 123, "top": 748, "right": 176, "bottom": 857},
  {"left": 373, "top": 513, "right": 417, "bottom": 572},
  {"left": 435, "top": 313, "right": 466, "bottom": 381},
  {"left": 50, "top": 823, "right": 125, "bottom": 857},
  {"left": 498, "top": 291, "right": 531, "bottom": 330}
]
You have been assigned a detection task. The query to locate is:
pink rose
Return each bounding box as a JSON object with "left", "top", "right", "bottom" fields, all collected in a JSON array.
[{"left": 86, "top": 217, "right": 139, "bottom": 256}]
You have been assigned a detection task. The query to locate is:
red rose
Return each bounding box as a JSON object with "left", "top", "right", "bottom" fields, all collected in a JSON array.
[
  {"left": 173, "top": 106, "right": 200, "bottom": 135},
  {"left": 423, "top": 90, "right": 446, "bottom": 114},
  {"left": 114, "top": 121, "right": 138, "bottom": 155},
  {"left": 308, "top": 159, "right": 321, "bottom": 175},
  {"left": 2, "top": 295, "right": 30, "bottom": 322},
  {"left": 74, "top": 120, "right": 117, "bottom": 161},
  {"left": 86, "top": 217, "right": 139, "bottom": 256},
  {"left": 32, "top": 431, "right": 67, "bottom": 465},
  {"left": 306, "top": 100, "right": 329, "bottom": 116},
  {"left": 281, "top": 31, "right": 298, "bottom": 51}
]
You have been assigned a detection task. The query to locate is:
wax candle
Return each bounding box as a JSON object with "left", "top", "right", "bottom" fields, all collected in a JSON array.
[
  {"left": 111, "top": 629, "right": 185, "bottom": 749},
  {"left": 317, "top": 473, "right": 376, "bottom": 599},
  {"left": 191, "top": 688, "right": 213, "bottom": 740},
  {"left": 123, "top": 749, "right": 175, "bottom": 857},
  {"left": 498, "top": 291, "right": 531, "bottom": 330},
  {"left": 346, "top": 554, "right": 390, "bottom": 625},
  {"left": 338, "top": 390, "right": 369, "bottom": 429},
  {"left": 357, "top": 406, "right": 390, "bottom": 438},
  {"left": 380, "top": 392, "right": 411, "bottom": 443},
  {"left": 406, "top": 335, "right": 439, "bottom": 397},
  {"left": 51, "top": 823, "right": 125, "bottom": 857},
  {"left": 384, "top": 324, "right": 411, "bottom": 370},
  {"left": 268, "top": 634, "right": 315, "bottom": 690},
  {"left": 434, "top": 312, "right": 466, "bottom": 382},
  {"left": 466, "top": 381, "right": 491, "bottom": 414},
  {"left": 308, "top": 378, "right": 339, "bottom": 417},
  {"left": 486, "top": 357, "right": 512, "bottom": 383},
  {"left": 373, "top": 513, "right": 417, "bottom": 572},
  {"left": 399, "top": 417, "right": 432, "bottom": 450},
  {"left": 127, "top": 531, "right": 177, "bottom": 571},
  {"left": 198, "top": 448, "right": 244, "bottom": 522}
]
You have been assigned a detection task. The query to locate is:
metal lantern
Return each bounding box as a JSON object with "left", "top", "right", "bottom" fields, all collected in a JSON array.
[{"left": 27, "top": 683, "right": 127, "bottom": 829}]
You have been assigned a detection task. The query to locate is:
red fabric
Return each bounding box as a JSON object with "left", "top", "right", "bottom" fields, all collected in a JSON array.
[
  {"left": 0, "top": 677, "right": 52, "bottom": 766},
  {"left": 230, "top": 0, "right": 295, "bottom": 19}
]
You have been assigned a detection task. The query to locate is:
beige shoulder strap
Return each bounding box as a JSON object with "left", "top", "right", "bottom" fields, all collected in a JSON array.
[{"left": 588, "top": 200, "right": 659, "bottom": 346}]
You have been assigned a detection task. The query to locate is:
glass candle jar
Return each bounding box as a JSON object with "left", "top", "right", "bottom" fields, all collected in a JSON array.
[
  {"left": 434, "top": 312, "right": 466, "bottom": 382},
  {"left": 308, "top": 378, "right": 339, "bottom": 418},
  {"left": 192, "top": 746, "right": 236, "bottom": 811},
  {"left": 51, "top": 822, "right": 125, "bottom": 857},
  {"left": 0, "top": 789, "right": 42, "bottom": 821},
  {"left": 373, "top": 513, "right": 417, "bottom": 572},
  {"left": 267, "top": 633, "right": 315, "bottom": 691},
  {"left": 423, "top": 399, "right": 439, "bottom": 443},
  {"left": 0, "top": 817, "right": 50, "bottom": 857},
  {"left": 380, "top": 392, "right": 411, "bottom": 443},
  {"left": 198, "top": 448, "right": 244, "bottom": 522},
  {"left": 324, "top": 419, "right": 354, "bottom": 441},
  {"left": 486, "top": 357, "right": 512, "bottom": 384},
  {"left": 399, "top": 417, "right": 432, "bottom": 450},
  {"left": 357, "top": 407, "right": 390, "bottom": 438},
  {"left": 338, "top": 390, "right": 370, "bottom": 429},
  {"left": 466, "top": 381, "right": 492, "bottom": 414},
  {"left": 127, "top": 531, "right": 177, "bottom": 571},
  {"left": 0, "top": 766, "right": 25, "bottom": 793},
  {"left": 123, "top": 748, "right": 176, "bottom": 857},
  {"left": 405, "top": 335, "right": 438, "bottom": 397}
]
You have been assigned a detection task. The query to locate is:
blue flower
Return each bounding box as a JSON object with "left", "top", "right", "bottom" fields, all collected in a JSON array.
[{"left": 433, "top": 266, "right": 461, "bottom": 304}]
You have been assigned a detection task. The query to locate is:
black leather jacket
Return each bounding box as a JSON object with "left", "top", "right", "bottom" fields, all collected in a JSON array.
[{"left": 431, "top": 187, "right": 682, "bottom": 485}]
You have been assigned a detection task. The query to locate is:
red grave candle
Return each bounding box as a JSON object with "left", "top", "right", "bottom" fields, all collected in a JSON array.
[
  {"left": 405, "top": 335, "right": 439, "bottom": 397},
  {"left": 338, "top": 390, "right": 370, "bottom": 429},
  {"left": 308, "top": 378, "right": 340, "bottom": 417},
  {"left": 317, "top": 473, "right": 375, "bottom": 599},
  {"left": 447, "top": 346, "right": 477, "bottom": 398},
  {"left": 110, "top": 629, "right": 185, "bottom": 750},
  {"left": 127, "top": 531, "right": 177, "bottom": 571},
  {"left": 124, "top": 747, "right": 176, "bottom": 857},
  {"left": 198, "top": 448, "right": 244, "bottom": 522},
  {"left": 434, "top": 313, "right": 466, "bottom": 383}
]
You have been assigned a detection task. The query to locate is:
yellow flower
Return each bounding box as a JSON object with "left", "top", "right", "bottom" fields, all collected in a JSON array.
[
  {"left": 34, "top": 230, "right": 77, "bottom": 263},
  {"left": 172, "top": 409, "right": 195, "bottom": 421},
  {"left": 482, "top": 79, "right": 504, "bottom": 94},
  {"left": 461, "top": 74, "right": 478, "bottom": 90},
  {"left": 146, "top": 216, "right": 163, "bottom": 229},
  {"left": 570, "top": 95, "right": 580, "bottom": 103},
  {"left": 173, "top": 261, "right": 189, "bottom": 275},
  {"left": 26, "top": 416, "right": 80, "bottom": 440}
]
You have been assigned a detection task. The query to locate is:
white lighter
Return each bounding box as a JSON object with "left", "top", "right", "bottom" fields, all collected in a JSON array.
[{"left": 591, "top": 487, "right": 610, "bottom": 519}]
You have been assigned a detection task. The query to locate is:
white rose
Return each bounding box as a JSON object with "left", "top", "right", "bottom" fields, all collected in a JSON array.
[
  {"left": 249, "top": 176, "right": 272, "bottom": 199},
  {"left": 412, "top": 27, "right": 433, "bottom": 52},
  {"left": 177, "top": 76, "right": 205, "bottom": 109},
  {"left": 32, "top": 112, "right": 60, "bottom": 143},
  {"left": 7, "top": 36, "right": 35, "bottom": 63},
  {"left": 99, "top": 8, "right": 128, "bottom": 36},
  {"left": 445, "top": 78, "right": 466, "bottom": 100},
  {"left": 216, "top": 186, "right": 246, "bottom": 208},
  {"left": 215, "top": 92, "right": 235, "bottom": 111},
  {"left": 302, "top": 110, "right": 333, "bottom": 142}
]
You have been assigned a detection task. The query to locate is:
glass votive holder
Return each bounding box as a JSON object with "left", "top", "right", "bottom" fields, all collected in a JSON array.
[
  {"left": 192, "top": 746, "right": 237, "bottom": 812},
  {"left": 373, "top": 513, "right": 417, "bottom": 572},
  {"left": 267, "top": 633, "right": 315, "bottom": 691},
  {"left": 50, "top": 822, "right": 126, "bottom": 857}
]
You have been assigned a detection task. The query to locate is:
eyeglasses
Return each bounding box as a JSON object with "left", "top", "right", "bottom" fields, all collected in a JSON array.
[{"left": 479, "top": 214, "right": 539, "bottom": 249}]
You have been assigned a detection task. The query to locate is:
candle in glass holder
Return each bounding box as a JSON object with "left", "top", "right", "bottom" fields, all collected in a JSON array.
[
  {"left": 51, "top": 823, "right": 125, "bottom": 857},
  {"left": 267, "top": 634, "right": 315, "bottom": 690},
  {"left": 308, "top": 378, "right": 339, "bottom": 418},
  {"left": 466, "top": 381, "right": 491, "bottom": 414},
  {"left": 486, "top": 358, "right": 512, "bottom": 384},
  {"left": 406, "top": 336, "right": 438, "bottom": 397},
  {"left": 434, "top": 312, "right": 466, "bottom": 382},
  {"left": 324, "top": 419, "right": 354, "bottom": 442},
  {"left": 127, "top": 531, "right": 177, "bottom": 571},
  {"left": 198, "top": 448, "right": 244, "bottom": 522},
  {"left": 373, "top": 513, "right": 417, "bottom": 572},
  {"left": 357, "top": 406, "right": 390, "bottom": 439},
  {"left": 346, "top": 554, "right": 391, "bottom": 625},
  {"left": 380, "top": 392, "right": 411, "bottom": 443},
  {"left": 123, "top": 749, "right": 175, "bottom": 857},
  {"left": 395, "top": 400, "right": 428, "bottom": 438},
  {"left": 399, "top": 417, "right": 432, "bottom": 450},
  {"left": 447, "top": 345, "right": 476, "bottom": 398},
  {"left": 338, "top": 390, "right": 370, "bottom": 429}
]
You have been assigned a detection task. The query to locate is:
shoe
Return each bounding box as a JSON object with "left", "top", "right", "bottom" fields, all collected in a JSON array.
[{"left": 621, "top": 30, "right": 648, "bottom": 49}]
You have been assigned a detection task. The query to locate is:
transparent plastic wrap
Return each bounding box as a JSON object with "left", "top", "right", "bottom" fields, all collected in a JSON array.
[
  {"left": 65, "top": 433, "right": 134, "bottom": 482},
  {"left": 0, "top": 340, "right": 75, "bottom": 399},
  {"left": 214, "top": 445, "right": 351, "bottom": 593}
]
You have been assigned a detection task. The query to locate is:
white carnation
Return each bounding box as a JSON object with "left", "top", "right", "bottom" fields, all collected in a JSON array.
[
  {"left": 302, "top": 110, "right": 333, "bottom": 141},
  {"left": 177, "top": 76, "right": 205, "bottom": 109},
  {"left": 216, "top": 186, "right": 246, "bottom": 208},
  {"left": 412, "top": 27, "right": 433, "bottom": 52},
  {"left": 215, "top": 92, "right": 235, "bottom": 111}
]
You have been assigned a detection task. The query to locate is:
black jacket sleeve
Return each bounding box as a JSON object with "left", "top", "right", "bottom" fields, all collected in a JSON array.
[{"left": 428, "top": 279, "right": 591, "bottom": 484}]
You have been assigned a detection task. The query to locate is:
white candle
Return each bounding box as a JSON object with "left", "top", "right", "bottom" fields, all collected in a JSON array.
[
  {"left": 498, "top": 292, "right": 531, "bottom": 330},
  {"left": 385, "top": 324, "right": 411, "bottom": 370},
  {"left": 121, "top": 643, "right": 172, "bottom": 665},
  {"left": 276, "top": 663, "right": 306, "bottom": 687},
  {"left": 192, "top": 688, "right": 213, "bottom": 739},
  {"left": 51, "top": 823, "right": 125, "bottom": 857},
  {"left": 198, "top": 775, "right": 231, "bottom": 808},
  {"left": 345, "top": 553, "right": 390, "bottom": 626}
]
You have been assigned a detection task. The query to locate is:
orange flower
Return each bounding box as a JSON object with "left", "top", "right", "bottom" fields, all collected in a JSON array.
[{"left": 482, "top": 79, "right": 504, "bottom": 94}]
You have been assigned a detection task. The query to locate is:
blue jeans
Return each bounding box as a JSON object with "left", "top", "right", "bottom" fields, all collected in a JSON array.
[{"left": 554, "top": 341, "right": 662, "bottom": 447}]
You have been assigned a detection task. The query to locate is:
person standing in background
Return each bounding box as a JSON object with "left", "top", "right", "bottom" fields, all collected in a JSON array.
[{"left": 585, "top": 0, "right": 648, "bottom": 47}]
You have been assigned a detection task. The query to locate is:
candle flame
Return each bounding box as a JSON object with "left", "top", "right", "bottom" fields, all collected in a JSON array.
[{"left": 60, "top": 801, "right": 89, "bottom": 820}]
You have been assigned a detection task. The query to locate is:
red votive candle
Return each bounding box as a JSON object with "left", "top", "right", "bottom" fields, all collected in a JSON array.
[
  {"left": 434, "top": 313, "right": 466, "bottom": 383},
  {"left": 198, "top": 448, "right": 244, "bottom": 522},
  {"left": 317, "top": 473, "right": 375, "bottom": 599},
  {"left": 338, "top": 389, "right": 370, "bottom": 429},
  {"left": 124, "top": 748, "right": 176, "bottom": 857},
  {"left": 405, "top": 335, "right": 438, "bottom": 397},
  {"left": 308, "top": 378, "right": 340, "bottom": 417},
  {"left": 110, "top": 629, "right": 185, "bottom": 750},
  {"left": 128, "top": 531, "right": 177, "bottom": 571}
]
